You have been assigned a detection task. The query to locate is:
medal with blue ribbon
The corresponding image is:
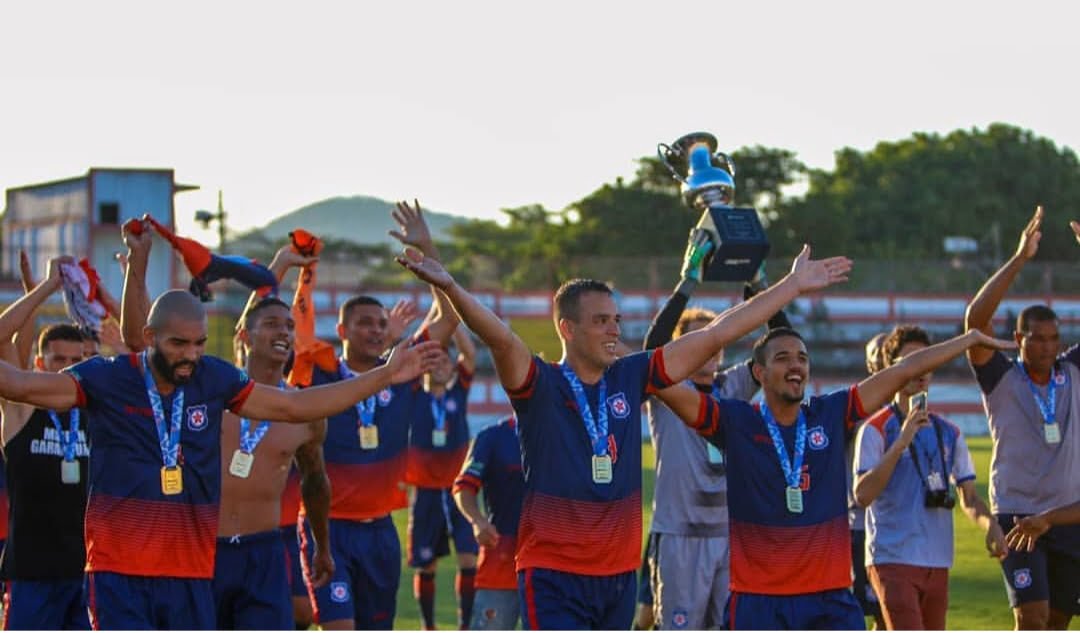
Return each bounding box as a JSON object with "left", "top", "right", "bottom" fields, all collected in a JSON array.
[
  {"left": 561, "top": 364, "right": 612, "bottom": 484},
  {"left": 141, "top": 352, "right": 184, "bottom": 495},
  {"left": 341, "top": 358, "right": 379, "bottom": 449},
  {"left": 761, "top": 402, "right": 807, "bottom": 513},
  {"left": 1017, "top": 361, "right": 1063, "bottom": 444},
  {"left": 47, "top": 408, "right": 81, "bottom": 484},
  {"left": 431, "top": 393, "right": 448, "bottom": 447},
  {"left": 229, "top": 381, "right": 280, "bottom": 478}
]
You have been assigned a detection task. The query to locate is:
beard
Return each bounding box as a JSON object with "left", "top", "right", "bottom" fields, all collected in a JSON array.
[{"left": 151, "top": 346, "right": 197, "bottom": 385}]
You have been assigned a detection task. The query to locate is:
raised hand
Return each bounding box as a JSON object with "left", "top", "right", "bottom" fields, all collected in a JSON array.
[
  {"left": 387, "top": 299, "right": 420, "bottom": 343},
  {"left": 45, "top": 255, "right": 76, "bottom": 291},
  {"left": 788, "top": 244, "right": 853, "bottom": 292},
  {"left": 18, "top": 251, "right": 35, "bottom": 293},
  {"left": 389, "top": 199, "right": 434, "bottom": 252},
  {"left": 395, "top": 248, "right": 454, "bottom": 291},
  {"left": 1016, "top": 205, "right": 1043, "bottom": 260},
  {"left": 680, "top": 228, "right": 715, "bottom": 283},
  {"left": 269, "top": 243, "right": 319, "bottom": 274},
  {"left": 123, "top": 217, "right": 153, "bottom": 256},
  {"left": 472, "top": 518, "right": 499, "bottom": 548},
  {"left": 897, "top": 406, "right": 931, "bottom": 447},
  {"left": 1070, "top": 219, "right": 1080, "bottom": 247},
  {"left": 966, "top": 329, "right": 1019, "bottom": 351},
  {"left": 1005, "top": 514, "right": 1050, "bottom": 552},
  {"left": 385, "top": 339, "right": 444, "bottom": 384}
]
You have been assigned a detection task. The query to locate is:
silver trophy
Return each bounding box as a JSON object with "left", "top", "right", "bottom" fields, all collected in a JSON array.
[{"left": 658, "top": 132, "right": 770, "bottom": 282}]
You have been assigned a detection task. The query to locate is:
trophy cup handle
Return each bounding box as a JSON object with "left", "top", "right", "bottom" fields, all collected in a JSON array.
[
  {"left": 715, "top": 152, "right": 737, "bottom": 178},
  {"left": 656, "top": 143, "right": 688, "bottom": 185}
]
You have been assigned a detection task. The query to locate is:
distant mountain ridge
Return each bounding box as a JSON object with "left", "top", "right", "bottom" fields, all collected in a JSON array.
[{"left": 233, "top": 195, "right": 471, "bottom": 247}]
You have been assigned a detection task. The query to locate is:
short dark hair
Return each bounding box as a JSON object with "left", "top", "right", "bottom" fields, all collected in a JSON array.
[
  {"left": 1017, "top": 305, "right": 1058, "bottom": 334},
  {"left": 244, "top": 297, "right": 291, "bottom": 331},
  {"left": 38, "top": 323, "right": 85, "bottom": 353},
  {"left": 553, "top": 279, "right": 612, "bottom": 323},
  {"left": 882, "top": 325, "right": 932, "bottom": 367},
  {"left": 751, "top": 327, "right": 805, "bottom": 366},
  {"left": 673, "top": 307, "right": 717, "bottom": 339},
  {"left": 339, "top": 295, "right": 384, "bottom": 323}
]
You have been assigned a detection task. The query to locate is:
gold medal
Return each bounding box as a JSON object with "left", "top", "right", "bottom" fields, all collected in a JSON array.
[
  {"left": 592, "top": 454, "right": 613, "bottom": 484},
  {"left": 161, "top": 466, "right": 183, "bottom": 495},
  {"left": 60, "top": 459, "right": 80, "bottom": 485},
  {"left": 432, "top": 429, "right": 447, "bottom": 447},
  {"left": 359, "top": 425, "right": 379, "bottom": 450},
  {"left": 786, "top": 486, "right": 803, "bottom": 513},
  {"left": 229, "top": 450, "right": 254, "bottom": 479}
]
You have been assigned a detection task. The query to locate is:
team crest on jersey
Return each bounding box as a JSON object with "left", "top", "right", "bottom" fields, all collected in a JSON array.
[
  {"left": 607, "top": 393, "right": 631, "bottom": 419},
  {"left": 446, "top": 399, "right": 458, "bottom": 413},
  {"left": 376, "top": 388, "right": 393, "bottom": 406},
  {"left": 807, "top": 426, "right": 829, "bottom": 450},
  {"left": 1013, "top": 568, "right": 1032, "bottom": 589},
  {"left": 330, "top": 581, "right": 349, "bottom": 603},
  {"left": 186, "top": 405, "right": 208, "bottom": 432},
  {"left": 672, "top": 610, "right": 689, "bottom": 629}
]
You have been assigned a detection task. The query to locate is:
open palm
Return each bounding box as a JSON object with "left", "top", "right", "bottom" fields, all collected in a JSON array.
[
  {"left": 788, "top": 244, "right": 853, "bottom": 292},
  {"left": 396, "top": 248, "right": 453, "bottom": 290}
]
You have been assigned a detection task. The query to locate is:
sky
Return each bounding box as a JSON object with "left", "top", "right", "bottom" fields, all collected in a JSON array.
[{"left": 2, "top": 1, "right": 1079, "bottom": 247}]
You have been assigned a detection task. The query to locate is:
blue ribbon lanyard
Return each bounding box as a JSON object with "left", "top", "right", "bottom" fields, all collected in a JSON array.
[
  {"left": 1016, "top": 361, "right": 1059, "bottom": 428},
  {"left": 340, "top": 358, "right": 377, "bottom": 428},
  {"left": 141, "top": 352, "right": 183, "bottom": 469},
  {"left": 561, "top": 364, "right": 608, "bottom": 456},
  {"left": 46, "top": 409, "right": 80, "bottom": 462},
  {"left": 430, "top": 394, "right": 447, "bottom": 432},
  {"left": 239, "top": 380, "right": 283, "bottom": 454},
  {"left": 760, "top": 402, "right": 806, "bottom": 490}
]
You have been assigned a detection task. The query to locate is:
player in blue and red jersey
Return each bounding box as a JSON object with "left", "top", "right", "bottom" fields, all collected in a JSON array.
[
  {"left": 303, "top": 199, "right": 460, "bottom": 630},
  {"left": 0, "top": 226, "right": 444, "bottom": 630},
  {"left": 657, "top": 326, "right": 1015, "bottom": 630},
  {"left": 453, "top": 416, "right": 526, "bottom": 630},
  {"left": 398, "top": 243, "right": 854, "bottom": 629},
  {"left": 406, "top": 327, "right": 479, "bottom": 630}
]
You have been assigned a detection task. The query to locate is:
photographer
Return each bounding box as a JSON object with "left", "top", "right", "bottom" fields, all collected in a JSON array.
[{"left": 853, "top": 325, "right": 1005, "bottom": 630}]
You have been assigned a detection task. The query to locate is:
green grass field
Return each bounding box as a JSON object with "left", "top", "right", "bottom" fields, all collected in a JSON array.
[{"left": 387, "top": 436, "right": 1078, "bottom": 630}]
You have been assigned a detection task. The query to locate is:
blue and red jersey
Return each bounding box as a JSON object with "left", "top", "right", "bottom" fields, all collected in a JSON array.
[
  {"left": 405, "top": 363, "right": 473, "bottom": 489},
  {"left": 65, "top": 353, "right": 253, "bottom": 579},
  {"left": 509, "top": 349, "right": 673, "bottom": 576},
  {"left": 309, "top": 358, "right": 418, "bottom": 520},
  {"left": 453, "top": 417, "right": 524, "bottom": 590},
  {"left": 691, "top": 386, "right": 865, "bottom": 595}
]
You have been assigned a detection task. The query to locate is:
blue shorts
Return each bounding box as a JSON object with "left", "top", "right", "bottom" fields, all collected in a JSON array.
[
  {"left": 408, "top": 487, "right": 479, "bottom": 568},
  {"left": 303, "top": 516, "right": 400, "bottom": 629},
  {"left": 470, "top": 588, "right": 521, "bottom": 630},
  {"left": 5, "top": 578, "right": 90, "bottom": 630},
  {"left": 86, "top": 571, "right": 215, "bottom": 630},
  {"left": 637, "top": 533, "right": 655, "bottom": 606},
  {"left": 724, "top": 588, "right": 865, "bottom": 630},
  {"left": 518, "top": 567, "right": 636, "bottom": 630},
  {"left": 213, "top": 529, "right": 292, "bottom": 630},
  {"left": 281, "top": 523, "right": 309, "bottom": 598},
  {"left": 997, "top": 514, "right": 1080, "bottom": 614}
]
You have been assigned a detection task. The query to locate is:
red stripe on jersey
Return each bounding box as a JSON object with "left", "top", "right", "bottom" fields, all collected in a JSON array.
[
  {"left": 847, "top": 385, "right": 867, "bottom": 432},
  {"left": 515, "top": 490, "right": 641, "bottom": 576},
  {"left": 728, "top": 591, "right": 738, "bottom": 630},
  {"left": 87, "top": 575, "right": 99, "bottom": 631},
  {"left": 524, "top": 568, "right": 539, "bottom": 630},
  {"left": 476, "top": 534, "right": 519, "bottom": 590},
  {"left": 68, "top": 374, "right": 88, "bottom": 409},
  {"left": 456, "top": 362, "right": 474, "bottom": 391},
  {"left": 729, "top": 515, "right": 851, "bottom": 595},
  {"left": 866, "top": 406, "right": 892, "bottom": 438},
  {"left": 507, "top": 361, "right": 538, "bottom": 401},
  {"left": 405, "top": 444, "right": 470, "bottom": 488},
  {"left": 227, "top": 380, "right": 255, "bottom": 414},
  {"left": 323, "top": 455, "right": 408, "bottom": 520},
  {"left": 280, "top": 470, "right": 302, "bottom": 527},
  {"left": 84, "top": 494, "right": 219, "bottom": 578},
  {"left": 692, "top": 391, "right": 720, "bottom": 436},
  {"left": 646, "top": 347, "right": 674, "bottom": 395},
  {"left": 452, "top": 472, "right": 482, "bottom": 496}
]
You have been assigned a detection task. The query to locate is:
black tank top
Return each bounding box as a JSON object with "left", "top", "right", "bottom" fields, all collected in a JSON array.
[{"left": 0, "top": 407, "right": 89, "bottom": 580}]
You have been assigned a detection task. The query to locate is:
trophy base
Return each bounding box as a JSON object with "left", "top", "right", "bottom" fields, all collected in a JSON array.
[{"left": 695, "top": 206, "right": 770, "bottom": 282}]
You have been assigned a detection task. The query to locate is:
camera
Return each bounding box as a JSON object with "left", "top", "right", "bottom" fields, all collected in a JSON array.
[{"left": 924, "top": 489, "right": 956, "bottom": 509}]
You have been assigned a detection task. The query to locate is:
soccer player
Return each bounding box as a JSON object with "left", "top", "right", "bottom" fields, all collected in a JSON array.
[
  {"left": 211, "top": 243, "right": 335, "bottom": 629},
  {"left": 0, "top": 258, "right": 90, "bottom": 630},
  {"left": 655, "top": 326, "right": 1014, "bottom": 629},
  {"left": 640, "top": 228, "right": 789, "bottom": 630},
  {"left": 964, "top": 206, "right": 1080, "bottom": 629},
  {"left": 303, "top": 199, "right": 459, "bottom": 630},
  {"left": 406, "top": 327, "right": 479, "bottom": 630},
  {"left": 453, "top": 415, "right": 525, "bottom": 630},
  {"left": 0, "top": 229, "right": 443, "bottom": 630},
  {"left": 397, "top": 243, "right": 854, "bottom": 629},
  {"left": 854, "top": 325, "right": 1005, "bottom": 629}
]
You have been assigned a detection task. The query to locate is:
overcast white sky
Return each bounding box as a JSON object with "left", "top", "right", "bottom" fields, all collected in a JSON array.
[{"left": 2, "top": 1, "right": 1078, "bottom": 246}]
